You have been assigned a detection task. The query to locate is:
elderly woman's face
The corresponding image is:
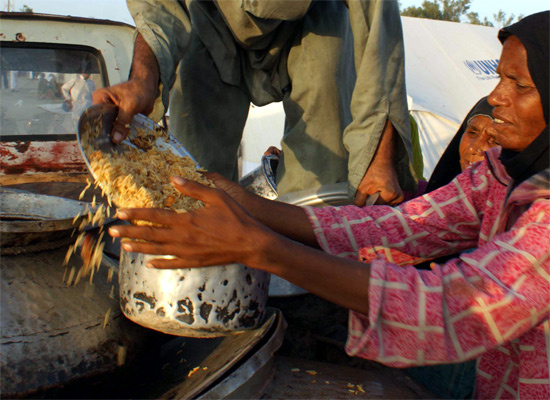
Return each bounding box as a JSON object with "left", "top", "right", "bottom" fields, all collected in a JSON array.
[
  {"left": 488, "top": 36, "right": 546, "bottom": 152},
  {"left": 459, "top": 115, "right": 498, "bottom": 171}
]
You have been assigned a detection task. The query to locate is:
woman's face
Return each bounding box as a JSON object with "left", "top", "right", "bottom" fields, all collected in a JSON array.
[
  {"left": 488, "top": 36, "right": 546, "bottom": 152},
  {"left": 459, "top": 115, "right": 498, "bottom": 171}
]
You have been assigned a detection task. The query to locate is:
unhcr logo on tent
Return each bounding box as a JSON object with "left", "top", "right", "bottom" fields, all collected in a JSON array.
[{"left": 463, "top": 59, "right": 500, "bottom": 80}]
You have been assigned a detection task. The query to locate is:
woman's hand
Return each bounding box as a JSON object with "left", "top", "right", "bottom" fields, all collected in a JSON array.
[
  {"left": 201, "top": 171, "right": 250, "bottom": 203},
  {"left": 108, "top": 176, "right": 271, "bottom": 269}
]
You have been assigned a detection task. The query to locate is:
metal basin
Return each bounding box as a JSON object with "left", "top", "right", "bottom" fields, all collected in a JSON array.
[
  {"left": 0, "top": 187, "right": 93, "bottom": 252},
  {"left": 119, "top": 250, "right": 271, "bottom": 338},
  {"left": 0, "top": 246, "right": 150, "bottom": 397},
  {"left": 240, "top": 161, "right": 355, "bottom": 297},
  {"left": 269, "top": 182, "right": 352, "bottom": 296}
]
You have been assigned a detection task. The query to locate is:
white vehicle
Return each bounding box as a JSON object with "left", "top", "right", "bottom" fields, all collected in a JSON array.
[{"left": 0, "top": 12, "right": 134, "bottom": 185}]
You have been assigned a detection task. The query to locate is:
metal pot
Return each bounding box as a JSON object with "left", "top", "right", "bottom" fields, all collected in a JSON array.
[
  {"left": 239, "top": 154, "right": 278, "bottom": 200},
  {"left": 268, "top": 183, "right": 353, "bottom": 296},
  {"left": 118, "top": 250, "right": 270, "bottom": 338},
  {"left": 239, "top": 161, "right": 355, "bottom": 297},
  {"left": 0, "top": 187, "right": 94, "bottom": 253}
]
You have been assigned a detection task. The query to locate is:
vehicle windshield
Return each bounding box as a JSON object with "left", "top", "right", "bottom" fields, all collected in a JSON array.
[{"left": 1, "top": 45, "right": 105, "bottom": 138}]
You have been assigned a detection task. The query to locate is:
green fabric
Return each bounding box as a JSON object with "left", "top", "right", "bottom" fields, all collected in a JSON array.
[
  {"left": 127, "top": 0, "right": 417, "bottom": 197},
  {"left": 409, "top": 114, "right": 425, "bottom": 181}
]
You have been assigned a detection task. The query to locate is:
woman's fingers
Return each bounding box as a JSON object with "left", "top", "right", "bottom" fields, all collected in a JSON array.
[
  {"left": 171, "top": 177, "right": 225, "bottom": 205},
  {"left": 116, "top": 208, "right": 180, "bottom": 226},
  {"left": 109, "top": 223, "right": 178, "bottom": 244},
  {"left": 145, "top": 257, "right": 203, "bottom": 270},
  {"left": 119, "top": 239, "right": 174, "bottom": 255},
  {"left": 200, "top": 171, "right": 224, "bottom": 181}
]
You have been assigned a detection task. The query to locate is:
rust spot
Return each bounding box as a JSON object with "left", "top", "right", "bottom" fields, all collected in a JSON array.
[
  {"left": 14, "top": 141, "right": 30, "bottom": 153},
  {"left": 133, "top": 292, "right": 156, "bottom": 309},
  {"left": 175, "top": 313, "right": 194, "bottom": 325},
  {"left": 176, "top": 298, "right": 195, "bottom": 325},
  {"left": 199, "top": 303, "right": 212, "bottom": 323},
  {"left": 2, "top": 166, "right": 25, "bottom": 174},
  {"left": 0, "top": 33, "right": 6, "bottom": 39},
  {"left": 135, "top": 301, "right": 144, "bottom": 312},
  {"left": 15, "top": 32, "right": 26, "bottom": 42},
  {"left": 238, "top": 300, "right": 261, "bottom": 327},
  {"left": 106, "top": 40, "right": 115, "bottom": 47},
  {"left": 156, "top": 307, "right": 166, "bottom": 317}
]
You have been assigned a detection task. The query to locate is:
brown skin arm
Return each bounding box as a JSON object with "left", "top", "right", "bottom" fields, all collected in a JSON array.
[
  {"left": 108, "top": 177, "right": 371, "bottom": 314},
  {"left": 202, "top": 171, "right": 320, "bottom": 248},
  {"left": 92, "top": 32, "right": 160, "bottom": 143},
  {"left": 354, "top": 119, "right": 404, "bottom": 206}
]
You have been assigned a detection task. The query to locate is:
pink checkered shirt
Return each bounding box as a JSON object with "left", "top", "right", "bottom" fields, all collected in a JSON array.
[{"left": 305, "top": 147, "right": 550, "bottom": 399}]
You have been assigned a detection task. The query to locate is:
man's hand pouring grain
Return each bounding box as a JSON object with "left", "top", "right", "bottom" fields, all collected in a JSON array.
[{"left": 92, "top": 33, "right": 159, "bottom": 143}]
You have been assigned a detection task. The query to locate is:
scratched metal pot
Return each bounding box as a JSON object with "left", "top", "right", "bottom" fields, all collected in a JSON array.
[
  {"left": 239, "top": 154, "right": 279, "bottom": 200},
  {"left": 0, "top": 187, "right": 101, "bottom": 254},
  {"left": 118, "top": 250, "right": 270, "bottom": 338}
]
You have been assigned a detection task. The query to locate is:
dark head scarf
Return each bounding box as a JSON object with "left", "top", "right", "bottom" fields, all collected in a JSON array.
[
  {"left": 427, "top": 97, "right": 494, "bottom": 192},
  {"left": 497, "top": 11, "right": 550, "bottom": 186}
]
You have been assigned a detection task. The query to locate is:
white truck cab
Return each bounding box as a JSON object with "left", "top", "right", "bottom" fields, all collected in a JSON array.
[{"left": 0, "top": 12, "right": 135, "bottom": 184}]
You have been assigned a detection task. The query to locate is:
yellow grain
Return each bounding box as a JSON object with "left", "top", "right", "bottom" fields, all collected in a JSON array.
[
  {"left": 117, "top": 345, "right": 127, "bottom": 366},
  {"left": 103, "top": 308, "right": 111, "bottom": 329},
  {"left": 66, "top": 266, "right": 75, "bottom": 286}
]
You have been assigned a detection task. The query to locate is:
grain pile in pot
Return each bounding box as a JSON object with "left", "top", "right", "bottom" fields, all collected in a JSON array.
[
  {"left": 81, "top": 119, "right": 215, "bottom": 212},
  {"left": 65, "top": 117, "right": 215, "bottom": 282}
]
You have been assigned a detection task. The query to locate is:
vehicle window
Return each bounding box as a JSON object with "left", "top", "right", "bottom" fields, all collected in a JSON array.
[{"left": 1, "top": 45, "right": 105, "bottom": 137}]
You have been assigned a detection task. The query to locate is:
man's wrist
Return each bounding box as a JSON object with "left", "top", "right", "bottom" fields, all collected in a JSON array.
[
  {"left": 370, "top": 119, "right": 397, "bottom": 167},
  {"left": 129, "top": 33, "right": 160, "bottom": 93}
]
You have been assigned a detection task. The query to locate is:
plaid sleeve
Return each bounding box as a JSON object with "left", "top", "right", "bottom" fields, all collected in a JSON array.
[
  {"left": 345, "top": 199, "right": 550, "bottom": 367},
  {"left": 305, "top": 160, "right": 494, "bottom": 265}
]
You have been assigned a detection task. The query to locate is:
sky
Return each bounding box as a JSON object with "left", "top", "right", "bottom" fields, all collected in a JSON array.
[
  {"left": 2, "top": 0, "right": 548, "bottom": 25},
  {"left": 399, "top": 0, "right": 548, "bottom": 22}
]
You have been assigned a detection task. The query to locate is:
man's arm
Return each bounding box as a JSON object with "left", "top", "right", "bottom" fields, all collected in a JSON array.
[
  {"left": 344, "top": 0, "right": 415, "bottom": 206},
  {"left": 92, "top": 33, "right": 160, "bottom": 143},
  {"left": 354, "top": 119, "right": 403, "bottom": 206},
  {"left": 93, "top": 0, "right": 192, "bottom": 141}
]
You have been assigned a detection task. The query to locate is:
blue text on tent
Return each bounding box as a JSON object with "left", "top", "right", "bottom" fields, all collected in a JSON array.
[{"left": 463, "top": 59, "right": 500, "bottom": 80}]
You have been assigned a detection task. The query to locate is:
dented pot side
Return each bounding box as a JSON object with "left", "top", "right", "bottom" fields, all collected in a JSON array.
[{"left": 118, "top": 250, "right": 270, "bottom": 337}]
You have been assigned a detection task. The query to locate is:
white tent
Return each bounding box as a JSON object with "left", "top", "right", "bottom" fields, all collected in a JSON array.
[
  {"left": 402, "top": 17, "right": 501, "bottom": 178},
  {"left": 240, "top": 16, "right": 502, "bottom": 180}
]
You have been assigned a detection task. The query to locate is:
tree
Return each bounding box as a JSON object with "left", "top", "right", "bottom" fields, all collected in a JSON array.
[
  {"left": 466, "top": 12, "right": 494, "bottom": 27},
  {"left": 401, "top": 1, "right": 524, "bottom": 28},
  {"left": 492, "top": 11, "right": 523, "bottom": 28},
  {"left": 19, "top": 4, "right": 33, "bottom": 12},
  {"left": 401, "top": 0, "right": 471, "bottom": 22}
]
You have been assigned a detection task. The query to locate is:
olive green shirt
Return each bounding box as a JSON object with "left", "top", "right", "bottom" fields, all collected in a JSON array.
[{"left": 127, "top": 0, "right": 417, "bottom": 196}]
